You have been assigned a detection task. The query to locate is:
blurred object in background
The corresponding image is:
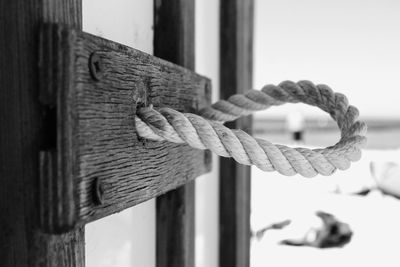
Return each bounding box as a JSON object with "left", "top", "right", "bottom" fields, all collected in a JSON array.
[
  {"left": 253, "top": 211, "right": 352, "bottom": 249},
  {"left": 370, "top": 161, "right": 400, "bottom": 199},
  {"left": 286, "top": 110, "right": 304, "bottom": 143},
  {"left": 280, "top": 211, "right": 352, "bottom": 249},
  {"left": 254, "top": 219, "right": 292, "bottom": 240}
]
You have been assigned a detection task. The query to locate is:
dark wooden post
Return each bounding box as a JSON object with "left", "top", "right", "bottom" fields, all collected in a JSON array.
[
  {"left": 154, "top": 1, "right": 196, "bottom": 267},
  {"left": 219, "top": 0, "right": 254, "bottom": 267},
  {"left": 0, "top": 1, "right": 84, "bottom": 266}
]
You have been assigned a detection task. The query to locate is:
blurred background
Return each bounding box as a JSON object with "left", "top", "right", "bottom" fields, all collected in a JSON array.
[{"left": 251, "top": 0, "right": 400, "bottom": 266}]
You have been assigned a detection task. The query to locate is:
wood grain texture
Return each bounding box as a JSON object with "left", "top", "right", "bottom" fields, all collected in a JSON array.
[
  {"left": 33, "top": 228, "right": 85, "bottom": 266},
  {"left": 154, "top": 1, "right": 197, "bottom": 267},
  {"left": 39, "top": 24, "right": 78, "bottom": 233},
  {"left": 154, "top": 0, "right": 195, "bottom": 70},
  {"left": 219, "top": 0, "right": 254, "bottom": 267},
  {"left": 38, "top": 24, "right": 211, "bottom": 233},
  {"left": 0, "top": 0, "right": 84, "bottom": 266}
]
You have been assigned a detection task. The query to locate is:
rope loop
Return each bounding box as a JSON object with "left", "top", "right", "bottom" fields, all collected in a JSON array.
[{"left": 135, "top": 80, "right": 367, "bottom": 178}]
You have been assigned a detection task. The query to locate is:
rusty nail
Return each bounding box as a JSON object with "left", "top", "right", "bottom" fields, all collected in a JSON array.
[
  {"left": 89, "top": 52, "right": 103, "bottom": 81},
  {"left": 93, "top": 177, "right": 105, "bottom": 205}
]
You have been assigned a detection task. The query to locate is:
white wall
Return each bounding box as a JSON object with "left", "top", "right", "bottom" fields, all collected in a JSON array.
[
  {"left": 195, "top": 0, "right": 220, "bottom": 267},
  {"left": 83, "top": 1, "right": 155, "bottom": 267}
]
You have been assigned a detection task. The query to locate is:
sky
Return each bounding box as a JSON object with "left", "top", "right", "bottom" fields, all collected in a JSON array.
[{"left": 254, "top": 0, "right": 400, "bottom": 119}]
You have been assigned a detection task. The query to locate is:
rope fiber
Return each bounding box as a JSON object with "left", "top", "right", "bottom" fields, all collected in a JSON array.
[{"left": 135, "top": 80, "right": 367, "bottom": 178}]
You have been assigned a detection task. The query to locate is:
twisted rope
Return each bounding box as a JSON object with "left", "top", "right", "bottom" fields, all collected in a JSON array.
[{"left": 135, "top": 80, "right": 367, "bottom": 178}]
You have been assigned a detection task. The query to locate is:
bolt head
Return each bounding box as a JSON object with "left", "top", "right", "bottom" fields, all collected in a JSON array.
[
  {"left": 93, "top": 177, "right": 105, "bottom": 205},
  {"left": 89, "top": 52, "right": 103, "bottom": 81}
]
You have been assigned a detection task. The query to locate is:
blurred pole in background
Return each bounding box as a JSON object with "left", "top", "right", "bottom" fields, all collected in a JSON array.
[
  {"left": 219, "top": 0, "right": 254, "bottom": 267},
  {"left": 286, "top": 110, "right": 305, "bottom": 144}
]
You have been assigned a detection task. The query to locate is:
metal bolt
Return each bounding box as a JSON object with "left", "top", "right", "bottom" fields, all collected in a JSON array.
[
  {"left": 93, "top": 177, "right": 105, "bottom": 205},
  {"left": 89, "top": 52, "right": 103, "bottom": 81}
]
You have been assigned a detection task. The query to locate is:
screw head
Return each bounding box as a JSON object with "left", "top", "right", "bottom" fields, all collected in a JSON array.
[
  {"left": 89, "top": 52, "right": 103, "bottom": 81},
  {"left": 93, "top": 177, "right": 105, "bottom": 205}
]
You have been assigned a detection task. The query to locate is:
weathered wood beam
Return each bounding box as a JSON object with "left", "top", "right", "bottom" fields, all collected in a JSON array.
[
  {"left": 0, "top": 1, "right": 84, "bottom": 266},
  {"left": 219, "top": 0, "right": 254, "bottom": 267},
  {"left": 38, "top": 24, "right": 211, "bottom": 233},
  {"left": 154, "top": 1, "right": 197, "bottom": 267}
]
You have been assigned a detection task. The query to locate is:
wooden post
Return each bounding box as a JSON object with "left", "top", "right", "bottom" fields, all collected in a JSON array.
[
  {"left": 219, "top": 0, "right": 254, "bottom": 267},
  {"left": 36, "top": 25, "right": 211, "bottom": 232},
  {"left": 154, "top": 0, "right": 196, "bottom": 267},
  {"left": 0, "top": 0, "right": 84, "bottom": 266}
]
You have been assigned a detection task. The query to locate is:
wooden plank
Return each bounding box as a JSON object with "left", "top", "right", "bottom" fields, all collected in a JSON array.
[
  {"left": 154, "top": 1, "right": 197, "bottom": 267},
  {"left": 38, "top": 24, "right": 211, "bottom": 233},
  {"left": 219, "top": 0, "right": 254, "bottom": 267},
  {"left": 0, "top": 0, "right": 84, "bottom": 266}
]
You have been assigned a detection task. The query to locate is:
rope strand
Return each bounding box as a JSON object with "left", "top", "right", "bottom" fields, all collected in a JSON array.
[{"left": 135, "top": 80, "right": 367, "bottom": 178}]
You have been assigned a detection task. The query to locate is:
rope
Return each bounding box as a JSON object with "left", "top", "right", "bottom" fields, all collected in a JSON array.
[{"left": 135, "top": 80, "right": 367, "bottom": 178}]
